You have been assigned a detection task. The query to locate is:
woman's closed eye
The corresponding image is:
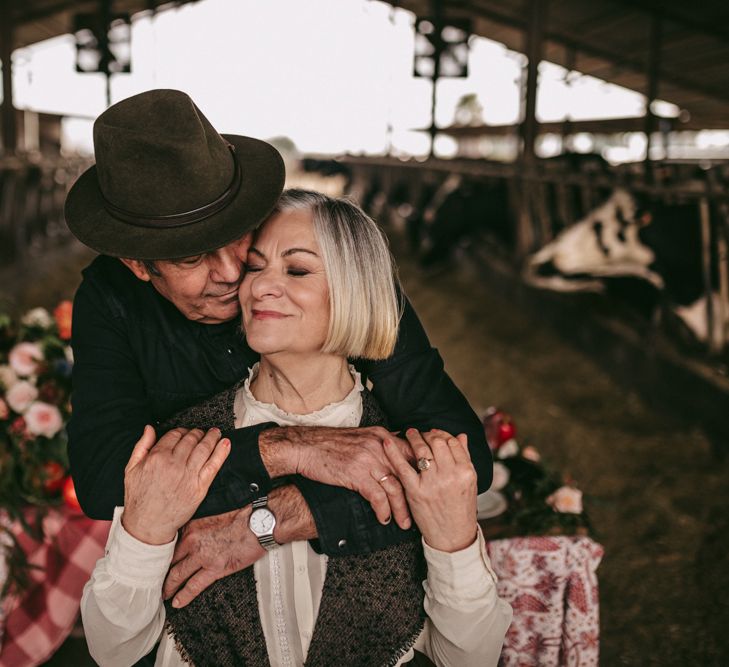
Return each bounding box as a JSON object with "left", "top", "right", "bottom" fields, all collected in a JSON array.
[
  {"left": 287, "top": 267, "right": 310, "bottom": 277},
  {"left": 244, "top": 262, "right": 264, "bottom": 272}
]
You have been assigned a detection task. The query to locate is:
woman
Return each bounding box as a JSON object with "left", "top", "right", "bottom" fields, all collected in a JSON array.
[{"left": 81, "top": 189, "right": 512, "bottom": 666}]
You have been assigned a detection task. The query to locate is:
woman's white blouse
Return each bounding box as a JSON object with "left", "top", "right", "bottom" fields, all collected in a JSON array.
[{"left": 81, "top": 365, "right": 512, "bottom": 666}]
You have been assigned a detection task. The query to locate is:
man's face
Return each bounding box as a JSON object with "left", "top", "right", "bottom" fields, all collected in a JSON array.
[{"left": 128, "top": 234, "right": 253, "bottom": 324}]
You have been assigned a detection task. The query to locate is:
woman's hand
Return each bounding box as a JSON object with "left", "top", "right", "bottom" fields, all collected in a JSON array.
[
  {"left": 122, "top": 426, "right": 231, "bottom": 545},
  {"left": 384, "top": 428, "right": 478, "bottom": 553}
]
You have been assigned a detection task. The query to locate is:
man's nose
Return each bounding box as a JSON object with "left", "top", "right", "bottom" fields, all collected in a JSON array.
[{"left": 210, "top": 246, "right": 243, "bottom": 284}]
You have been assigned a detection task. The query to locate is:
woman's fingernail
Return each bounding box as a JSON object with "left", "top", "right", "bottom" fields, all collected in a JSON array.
[
  {"left": 172, "top": 598, "right": 181, "bottom": 608},
  {"left": 402, "top": 518, "right": 411, "bottom": 529},
  {"left": 384, "top": 515, "right": 392, "bottom": 524}
]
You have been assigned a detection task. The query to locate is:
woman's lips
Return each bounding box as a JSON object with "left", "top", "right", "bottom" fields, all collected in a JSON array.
[{"left": 251, "top": 309, "right": 287, "bottom": 320}]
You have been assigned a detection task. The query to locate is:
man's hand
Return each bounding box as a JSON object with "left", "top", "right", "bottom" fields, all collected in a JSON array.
[
  {"left": 163, "top": 485, "right": 316, "bottom": 608},
  {"left": 260, "top": 426, "right": 414, "bottom": 529}
]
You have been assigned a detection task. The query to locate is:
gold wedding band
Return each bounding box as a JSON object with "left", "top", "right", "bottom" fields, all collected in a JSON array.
[
  {"left": 378, "top": 474, "right": 391, "bottom": 484},
  {"left": 417, "top": 457, "right": 433, "bottom": 471}
]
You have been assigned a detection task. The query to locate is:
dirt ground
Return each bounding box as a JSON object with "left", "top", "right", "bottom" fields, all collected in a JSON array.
[{"left": 2, "top": 231, "right": 729, "bottom": 666}]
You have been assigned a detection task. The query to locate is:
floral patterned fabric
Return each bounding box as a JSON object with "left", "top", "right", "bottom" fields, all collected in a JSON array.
[{"left": 487, "top": 536, "right": 603, "bottom": 667}]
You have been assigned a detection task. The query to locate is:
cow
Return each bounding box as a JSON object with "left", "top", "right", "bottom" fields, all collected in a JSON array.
[{"left": 524, "top": 188, "right": 726, "bottom": 351}]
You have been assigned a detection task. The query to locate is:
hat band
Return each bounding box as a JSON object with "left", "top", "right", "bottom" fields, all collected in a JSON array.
[{"left": 102, "top": 145, "right": 242, "bottom": 229}]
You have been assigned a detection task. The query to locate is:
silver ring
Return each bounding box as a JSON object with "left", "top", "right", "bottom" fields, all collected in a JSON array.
[
  {"left": 417, "top": 457, "right": 433, "bottom": 471},
  {"left": 377, "top": 474, "right": 391, "bottom": 484}
]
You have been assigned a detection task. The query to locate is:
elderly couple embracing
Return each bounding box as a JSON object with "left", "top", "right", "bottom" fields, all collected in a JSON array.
[{"left": 64, "top": 89, "right": 511, "bottom": 666}]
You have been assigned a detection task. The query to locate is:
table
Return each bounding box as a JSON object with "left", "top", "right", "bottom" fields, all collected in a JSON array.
[
  {"left": 0, "top": 508, "right": 109, "bottom": 667},
  {"left": 0, "top": 509, "right": 602, "bottom": 667},
  {"left": 487, "top": 535, "right": 604, "bottom": 667}
]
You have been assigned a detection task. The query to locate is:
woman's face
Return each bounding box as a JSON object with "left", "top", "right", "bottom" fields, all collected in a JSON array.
[{"left": 239, "top": 208, "right": 330, "bottom": 357}]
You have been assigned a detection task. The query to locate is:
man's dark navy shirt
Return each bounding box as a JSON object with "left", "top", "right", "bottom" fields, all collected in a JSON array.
[{"left": 68, "top": 255, "right": 492, "bottom": 555}]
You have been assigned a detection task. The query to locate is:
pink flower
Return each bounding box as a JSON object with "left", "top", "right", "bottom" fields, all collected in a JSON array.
[
  {"left": 0, "top": 365, "right": 18, "bottom": 390},
  {"left": 24, "top": 401, "right": 63, "bottom": 438},
  {"left": 522, "top": 445, "right": 541, "bottom": 462},
  {"left": 490, "top": 462, "right": 510, "bottom": 491},
  {"left": 8, "top": 342, "right": 43, "bottom": 377},
  {"left": 6, "top": 381, "right": 39, "bottom": 413},
  {"left": 0, "top": 397, "right": 8, "bottom": 420},
  {"left": 546, "top": 486, "right": 583, "bottom": 514}
]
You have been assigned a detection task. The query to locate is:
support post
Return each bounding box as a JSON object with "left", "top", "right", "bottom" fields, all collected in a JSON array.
[
  {"left": 644, "top": 12, "right": 662, "bottom": 172},
  {"left": 520, "top": 0, "right": 547, "bottom": 164},
  {"left": 1, "top": 0, "right": 17, "bottom": 154},
  {"left": 428, "top": 0, "right": 443, "bottom": 158},
  {"left": 516, "top": 0, "right": 548, "bottom": 258}
]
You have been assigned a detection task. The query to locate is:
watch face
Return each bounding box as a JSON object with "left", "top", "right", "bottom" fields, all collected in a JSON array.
[{"left": 250, "top": 508, "right": 275, "bottom": 536}]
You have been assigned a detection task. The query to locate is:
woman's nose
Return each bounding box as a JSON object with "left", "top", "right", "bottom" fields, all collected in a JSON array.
[{"left": 249, "top": 267, "right": 283, "bottom": 299}]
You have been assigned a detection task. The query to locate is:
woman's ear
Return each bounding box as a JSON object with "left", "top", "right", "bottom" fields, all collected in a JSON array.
[{"left": 119, "top": 258, "right": 153, "bottom": 282}]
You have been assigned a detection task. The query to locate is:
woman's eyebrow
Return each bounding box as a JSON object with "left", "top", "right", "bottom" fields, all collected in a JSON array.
[
  {"left": 282, "top": 247, "right": 319, "bottom": 258},
  {"left": 248, "top": 246, "right": 319, "bottom": 259}
]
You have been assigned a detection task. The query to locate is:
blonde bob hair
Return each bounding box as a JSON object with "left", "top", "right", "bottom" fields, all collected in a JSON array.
[{"left": 267, "top": 189, "right": 402, "bottom": 360}]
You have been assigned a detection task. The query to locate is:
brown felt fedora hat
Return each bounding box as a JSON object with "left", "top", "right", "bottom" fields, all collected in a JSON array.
[{"left": 65, "top": 89, "right": 285, "bottom": 260}]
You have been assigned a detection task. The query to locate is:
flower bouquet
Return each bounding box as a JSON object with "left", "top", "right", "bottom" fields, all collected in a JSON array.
[
  {"left": 478, "top": 407, "right": 592, "bottom": 539},
  {"left": 0, "top": 302, "right": 77, "bottom": 598}
]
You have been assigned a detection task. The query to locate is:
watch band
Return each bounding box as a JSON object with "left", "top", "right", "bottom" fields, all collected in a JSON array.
[{"left": 252, "top": 495, "right": 269, "bottom": 510}]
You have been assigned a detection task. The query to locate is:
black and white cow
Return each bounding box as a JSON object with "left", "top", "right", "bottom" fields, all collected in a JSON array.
[{"left": 524, "top": 189, "right": 726, "bottom": 349}]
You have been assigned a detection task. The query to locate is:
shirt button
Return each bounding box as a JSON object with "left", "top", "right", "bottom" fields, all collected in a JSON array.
[
  {"left": 227, "top": 348, "right": 233, "bottom": 355},
  {"left": 249, "top": 482, "right": 259, "bottom": 493},
  {"left": 297, "top": 565, "right": 306, "bottom": 574},
  {"left": 338, "top": 539, "right": 347, "bottom": 549}
]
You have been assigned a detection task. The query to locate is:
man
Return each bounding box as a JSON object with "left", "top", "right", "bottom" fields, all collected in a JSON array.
[{"left": 65, "top": 89, "right": 492, "bottom": 608}]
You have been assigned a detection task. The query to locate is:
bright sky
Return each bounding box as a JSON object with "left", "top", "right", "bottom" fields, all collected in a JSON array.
[{"left": 8, "top": 0, "right": 682, "bottom": 159}]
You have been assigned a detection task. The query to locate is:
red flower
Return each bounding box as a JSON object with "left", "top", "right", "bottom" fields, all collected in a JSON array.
[{"left": 53, "top": 301, "right": 73, "bottom": 340}]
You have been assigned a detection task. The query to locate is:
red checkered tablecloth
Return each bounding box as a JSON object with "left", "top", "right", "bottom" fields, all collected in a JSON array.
[{"left": 0, "top": 507, "right": 110, "bottom": 667}]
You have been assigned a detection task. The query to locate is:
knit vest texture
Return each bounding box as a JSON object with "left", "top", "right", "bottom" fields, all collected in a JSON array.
[{"left": 160, "top": 381, "right": 427, "bottom": 666}]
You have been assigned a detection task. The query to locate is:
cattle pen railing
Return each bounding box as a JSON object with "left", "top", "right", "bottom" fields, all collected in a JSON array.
[
  {"left": 340, "top": 155, "right": 729, "bottom": 359},
  {"left": 0, "top": 155, "right": 92, "bottom": 264}
]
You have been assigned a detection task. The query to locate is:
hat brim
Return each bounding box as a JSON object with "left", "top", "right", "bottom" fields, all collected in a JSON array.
[{"left": 64, "top": 134, "right": 285, "bottom": 260}]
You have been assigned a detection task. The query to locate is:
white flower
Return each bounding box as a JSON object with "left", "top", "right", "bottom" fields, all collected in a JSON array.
[
  {"left": 0, "top": 365, "right": 18, "bottom": 390},
  {"left": 497, "top": 438, "right": 519, "bottom": 459},
  {"left": 21, "top": 307, "right": 54, "bottom": 329},
  {"left": 490, "top": 462, "right": 510, "bottom": 491},
  {"left": 546, "top": 486, "right": 583, "bottom": 514},
  {"left": 522, "top": 446, "right": 541, "bottom": 462},
  {"left": 24, "top": 401, "right": 64, "bottom": 438},
  {"left": 0, "top": 397, "right": 8, "bottom": 420},
  {"left": 6, "top": 381, "right": 39, "bottom": 414},
  {"left": 8, "top": 342, "right": 43, "bottom": 377}
]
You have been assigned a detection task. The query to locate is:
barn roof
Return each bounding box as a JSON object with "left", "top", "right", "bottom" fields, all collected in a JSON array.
[
  {"left": 389, "top": 0, "right": 729, "bottom": 130},
  {"left": 9, "top": 0, "right": 199, "bottom": 52},
  {"left": 7, "top": 0, "right": 729, "bottom": 132}
]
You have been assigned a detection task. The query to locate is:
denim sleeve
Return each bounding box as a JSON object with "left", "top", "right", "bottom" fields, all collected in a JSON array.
[{"left": 292, "top": 477, "right": 418, "bottom": 555}]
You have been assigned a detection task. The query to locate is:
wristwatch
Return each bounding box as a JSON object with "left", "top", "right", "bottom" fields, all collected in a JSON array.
[{"left": 249, "top": 496, "right": 278, "bottom": 551}]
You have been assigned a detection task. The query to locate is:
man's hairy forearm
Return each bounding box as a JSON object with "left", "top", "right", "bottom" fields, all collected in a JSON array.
[{"left": 269, "top": 484, "right": 317, "bottom": 543}]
